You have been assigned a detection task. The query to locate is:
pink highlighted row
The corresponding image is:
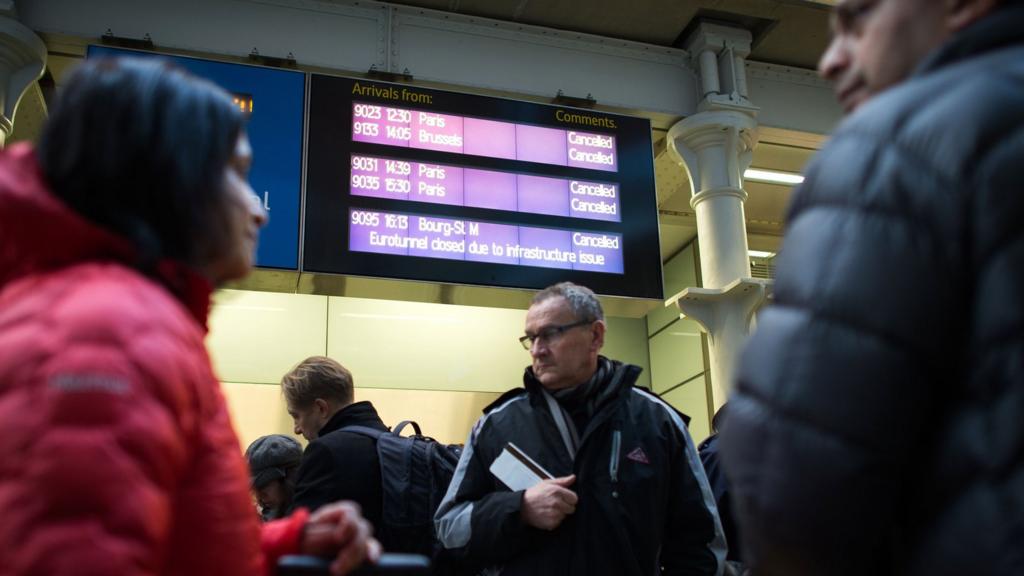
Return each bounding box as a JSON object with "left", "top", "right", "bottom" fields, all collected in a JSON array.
[{"left": 351, "top": 102, "right": 617, "bottom": 172}]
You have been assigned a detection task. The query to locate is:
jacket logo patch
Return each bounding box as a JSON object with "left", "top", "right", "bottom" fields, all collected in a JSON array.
[
  {"left": 626, "top": 446, "right": 649, "bottom": 464},
  {"left": 49, "top": 373, "right": 129, "bottom": 395}
]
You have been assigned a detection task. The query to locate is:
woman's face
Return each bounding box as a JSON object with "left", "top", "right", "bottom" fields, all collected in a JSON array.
[{"left": 202, "top": 132, "right": 267, "bottom": 284}]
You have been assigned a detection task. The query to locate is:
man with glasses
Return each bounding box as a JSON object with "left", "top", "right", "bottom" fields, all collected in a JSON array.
[{"left": 435, "top": 282, "right": 725, "bottom": 576}]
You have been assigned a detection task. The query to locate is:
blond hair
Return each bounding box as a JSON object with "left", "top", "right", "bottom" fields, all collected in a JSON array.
[{"left": 281, "top": 356, "right": 354, "bottom": 408}]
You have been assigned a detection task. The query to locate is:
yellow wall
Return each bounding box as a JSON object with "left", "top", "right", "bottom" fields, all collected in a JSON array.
[
  {"left": 208, "top": 290, "right": 657, "bottom": 451},
  {"left": 645, "top": 243, "right": 714, "bottom": 442},
  {"left": 221, "top": 381, "right": 303, "bottom": 449},
  {"left": 209, "top": 290, "right": 327, "bottom": 385},
  {"left": 221, "top": 381, "right": 501, "bottom": 449}
]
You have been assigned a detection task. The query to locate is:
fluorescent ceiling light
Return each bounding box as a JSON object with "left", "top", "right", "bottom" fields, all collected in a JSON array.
[
  {"left": 748, "top": 250, "right": 776, "bottom": 259},
  {"left": 744, "top": 168, "right": 805, "bottom": 186}
]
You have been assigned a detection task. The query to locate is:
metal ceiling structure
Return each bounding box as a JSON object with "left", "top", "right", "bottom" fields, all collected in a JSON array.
[
  {"left": 374, "top": 0, "right": 835, "bottom": 69},
  {"left": 368, "top": 0, "right": 836, "bottom": 259}
]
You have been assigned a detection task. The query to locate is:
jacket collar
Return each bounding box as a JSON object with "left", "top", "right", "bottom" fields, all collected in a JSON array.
[
  {"left": 318, "top": 401, "right": 387, "bottom": 437},
  {"left": 523, "top": 356, "right": 639, "bottom": 403},
  {"left": 0, "top": 144, "right": 213, "bottom": 330},
  {"left": 915, "top": 3, "right": 1024, "bottom": 77}
]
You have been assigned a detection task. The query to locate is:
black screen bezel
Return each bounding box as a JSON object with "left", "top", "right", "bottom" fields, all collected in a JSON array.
[{"left": 303, "top": 75, "right": 663, "bottom": 300}]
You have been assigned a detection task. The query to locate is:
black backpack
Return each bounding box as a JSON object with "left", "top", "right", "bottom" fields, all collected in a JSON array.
[{"left": 341, "top": 421, "right": 463, "bottom": 560}]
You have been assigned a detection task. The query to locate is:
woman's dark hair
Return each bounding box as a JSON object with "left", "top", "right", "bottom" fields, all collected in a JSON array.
[{"left": 38, "top": 56, "right": 246, "bottom": 268}]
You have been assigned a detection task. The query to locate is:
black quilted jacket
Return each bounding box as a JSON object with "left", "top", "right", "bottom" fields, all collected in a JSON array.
[{"left": 721, "top": 6, "right": 1024, "bottom": 576}]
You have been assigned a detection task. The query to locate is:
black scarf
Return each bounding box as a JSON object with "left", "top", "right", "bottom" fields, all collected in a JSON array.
[{"left": 551, "top": 356, "right": 614, "bottom": 437}]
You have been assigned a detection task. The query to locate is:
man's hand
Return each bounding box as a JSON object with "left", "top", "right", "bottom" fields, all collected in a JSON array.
[
  {"left": 301, "top": 501, "right": 383, "bottom": 576},
  {"left": 520, "top": 475, "right": 578, "bottom": 531}
]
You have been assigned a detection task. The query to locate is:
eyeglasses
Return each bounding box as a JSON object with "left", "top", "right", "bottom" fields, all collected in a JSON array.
[{"left": 519, "top": 319, "right": 592, "bottom": 350}]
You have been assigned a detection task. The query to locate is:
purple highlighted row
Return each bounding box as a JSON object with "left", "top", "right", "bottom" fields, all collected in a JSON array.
[
  {"left": 351, "top": 102, "right": 617, "bottom": 172},
  {"left": 350, "top": 154, "right": 620, "bottom": 223},
  {"left": 349, "top": 208, "right": 623, "bottom": 274}
]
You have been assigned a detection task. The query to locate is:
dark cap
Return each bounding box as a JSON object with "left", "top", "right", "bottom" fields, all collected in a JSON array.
[{"left": 245, "top": 434, "right": 303, "bottom": 489}]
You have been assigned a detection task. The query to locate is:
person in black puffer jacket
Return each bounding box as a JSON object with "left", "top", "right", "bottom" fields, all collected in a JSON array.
[{"left": 721, "top": 1, "right": 1024, "bottom": 575}]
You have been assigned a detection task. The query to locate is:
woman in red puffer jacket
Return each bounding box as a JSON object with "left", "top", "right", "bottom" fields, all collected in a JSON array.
[{"left": 0, "top": 57, "right": 377, "bottom": 576}]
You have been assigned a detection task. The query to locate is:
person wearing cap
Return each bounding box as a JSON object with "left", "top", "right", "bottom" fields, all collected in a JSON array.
[{"left": 247, "top": 434, "right": 304, "bottom": 521}]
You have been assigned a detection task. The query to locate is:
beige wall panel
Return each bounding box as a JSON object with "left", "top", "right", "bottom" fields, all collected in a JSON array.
[
  {"left": 646, "top": 301, "right": 684, "bottom": 340},
  {"left": 356, "top": 388, "right": 501, "bottom": 445},
  {"left": 649, "top": 244, "right": 698, "bottom": 336},
  {"left": 221, "top": 381, "right": 301, "bottom": 453},
  {"left": 208, "top": 290, "right": 328, "bottom": 384},
  {"left": 661, "top": 380, "right": 712, "bottom": 444},
  {"left": 220, "top": 381, "right": 499, "bottom": 451},
  {"left": 603, "top": 316, "right": 652, "bottom": 390},
  {"left": 327, "top": 296, "right": 529, "bottom": 393},
  {"left": 649, "top": 318, "right": 705, "bottom": 394},
  {"left": 327, "top": 296, "right": 651, "bottom": 394}
]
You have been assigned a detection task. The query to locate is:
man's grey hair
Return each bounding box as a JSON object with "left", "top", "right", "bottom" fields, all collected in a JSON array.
[{"left": 532, "top": 282, "right": 604, "bottom": 322}]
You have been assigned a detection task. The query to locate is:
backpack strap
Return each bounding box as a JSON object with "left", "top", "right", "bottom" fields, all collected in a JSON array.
[{"left": 392, "top": 420, "right": 422, "bottom": 436}]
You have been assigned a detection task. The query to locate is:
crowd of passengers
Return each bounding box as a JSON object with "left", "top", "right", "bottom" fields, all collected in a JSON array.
[{"left": 0, "top": 0, "right": 1021, "bottom": 574}]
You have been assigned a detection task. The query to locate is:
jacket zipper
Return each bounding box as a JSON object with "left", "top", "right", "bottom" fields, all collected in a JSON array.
[{"left": 609, "top": 429, "right": 621, "bottom": 498}]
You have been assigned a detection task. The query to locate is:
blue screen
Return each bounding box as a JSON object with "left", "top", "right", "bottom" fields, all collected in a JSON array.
[{"left": 87, "top": 45, "right": 306, "bottom": 270}]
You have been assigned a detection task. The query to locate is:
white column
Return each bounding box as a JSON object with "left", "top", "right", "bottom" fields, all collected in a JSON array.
[
  {"left": 733, "top": 55, "right": 749, "bottom": 99},
  {"left": 0, "top": 3, "right": 46, "bottom": 147},
  {"left": 698, "top": 49, "right": 720, "bottom": 97},
  {"left": 674, "top": 112, "right": 755, "bottom": 286},
  {"left": 668, "top": 22, "right": 767, "bottom": 411}
]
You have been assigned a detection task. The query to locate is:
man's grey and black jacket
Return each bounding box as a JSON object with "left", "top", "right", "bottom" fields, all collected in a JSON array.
[
  {"left": 721, "top": 5, "right": 1024, "bottom": 576},
  {"left": 435, "top": 357, "right": 726, "bottom": 576},
  {"left": 293, "top": 401, "right": 388, "bottom": 532}
]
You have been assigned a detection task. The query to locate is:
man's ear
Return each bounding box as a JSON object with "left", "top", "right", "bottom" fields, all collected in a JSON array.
[
  {"left": 946, "top": 0, "right": 1001, "bottom": 32},
  {"left": 314, "top": 398, "right": 330, "bottom": 418},
  {"left": 591, "top": 320, "right": 606, "bottom": 352}
]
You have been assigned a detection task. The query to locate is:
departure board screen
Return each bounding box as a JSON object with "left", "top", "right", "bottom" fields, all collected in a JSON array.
[{"left": 304, "top": 76, "right": 661, "bottom": 298}]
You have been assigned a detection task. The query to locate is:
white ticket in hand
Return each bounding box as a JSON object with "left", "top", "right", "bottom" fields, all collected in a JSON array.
[{"left": 489, "top": 442, "right": 554, "bottom": 491}]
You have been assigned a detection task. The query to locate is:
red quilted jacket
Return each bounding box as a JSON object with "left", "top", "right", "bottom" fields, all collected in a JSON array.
[{"left": 0, "top": 144, "right": 306, "bottom": 575}]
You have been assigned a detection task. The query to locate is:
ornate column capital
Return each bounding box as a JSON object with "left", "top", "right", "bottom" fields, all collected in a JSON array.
[
  {"left": 667, "top": 110, "right": 758, "bottom": 197},
  {"left": 669, "top": 111, "right": 757, "bottom": 151}
]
